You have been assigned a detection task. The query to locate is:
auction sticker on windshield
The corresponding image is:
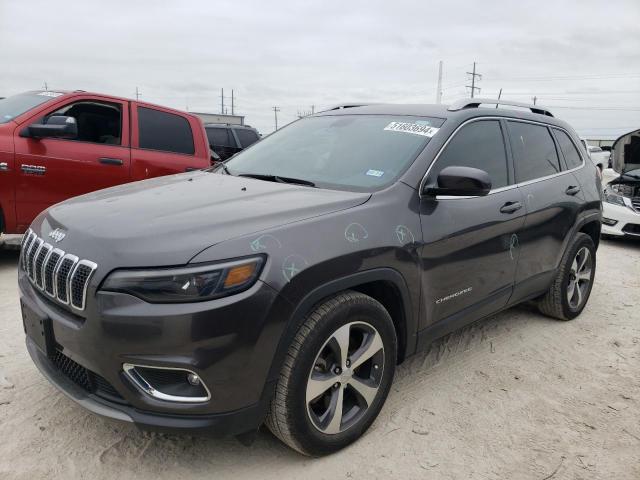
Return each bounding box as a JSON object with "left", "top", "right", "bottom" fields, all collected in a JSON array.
[{"left": 384, "top": 121, "right": 439, "bottom": 137}]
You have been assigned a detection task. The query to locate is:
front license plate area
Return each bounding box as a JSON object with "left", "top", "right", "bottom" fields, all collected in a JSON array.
[{"left": 21, "top": 300, "right": 55, "bottom": 357}]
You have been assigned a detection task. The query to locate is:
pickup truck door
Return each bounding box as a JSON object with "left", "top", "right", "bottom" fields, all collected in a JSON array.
[{"left": 13, "top": 95, "right": 131, "bottom": 230}]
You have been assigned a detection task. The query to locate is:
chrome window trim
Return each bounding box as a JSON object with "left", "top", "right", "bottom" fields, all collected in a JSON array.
[
  {"left": 35, "top": 243, "right": 53, "bottom": 288},
  {"left": 45, "top": 248, "right": 65, "bottom": 298},
  {"left": 419, "top": 116, "right": 586, "bottom": 200},
  {"left": 122, "top": 363, "right": 211, "bottom": 403},
  {"left": 55, "top": 254, "right": 79, "bottom": 305},
  {"left": 69, "top": 259, "right": 98, "bottom": 311}
]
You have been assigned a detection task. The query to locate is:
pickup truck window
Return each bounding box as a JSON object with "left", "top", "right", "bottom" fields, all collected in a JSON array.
[
  {"left": 138, "top": 107, "right": 195, "bottom": 155},
  {"left": 48, "top": 101, "right": 122, "bottom": 145},
  {"left": 0, "top": 91, "right": 56, "bottom": 124}
]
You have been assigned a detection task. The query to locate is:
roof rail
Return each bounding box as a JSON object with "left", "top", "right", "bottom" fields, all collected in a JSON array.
[
  {"left": 324, "top": 103, "right": 373, "bottom": 112},
  {"left": 448, "top": 98, "right": 554, "bottom": 117}
]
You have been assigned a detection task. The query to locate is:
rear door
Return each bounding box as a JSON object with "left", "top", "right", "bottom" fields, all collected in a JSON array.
[
  {"left": 419, "top": 119, "right": 526, "bottom": 329},
  {"left": 506, "top": 120, "right": 584, "bottom": 301},
  {"left": 131, "top": 105, "right": 205, "bottom": 178},
  {"left": 13, "top": 95, "right": 131, "bottom": 229}
]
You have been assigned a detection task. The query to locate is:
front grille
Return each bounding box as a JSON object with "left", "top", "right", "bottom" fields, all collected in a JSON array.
[
  {"left": 21, "top": 229, "right": 97, "bottom": 312},
  {"left": 49, "top": 349, "right": 126, "bottom": 403},
  {"left": 632, "top": 197, "right": 640, "bottom": 213}
]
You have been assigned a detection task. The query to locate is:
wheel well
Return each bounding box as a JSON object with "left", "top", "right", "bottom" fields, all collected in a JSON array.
[
  {"left": 351, "top": 281, "right": 407, "bottom": 364},
  {"left": 579, "top": 220, "right": 601, "bottom": 249}
]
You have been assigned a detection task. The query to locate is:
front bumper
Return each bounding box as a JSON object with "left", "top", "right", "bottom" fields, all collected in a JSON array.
[
  {"left": 19, "top": 268, "right": 290, "bottom": 435},
  {"left": 26, "top": 337, "right": 272, "bottom": 435},
  {"left": 602, "top": 202, "right": 640, "bottom": 237}
]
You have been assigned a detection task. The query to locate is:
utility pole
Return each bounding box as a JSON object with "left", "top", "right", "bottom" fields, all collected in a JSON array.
[
  {"left": 43, "top": 81, "right": 48, "bottom": 91},
  {"left": 231, "top": 90, "right": 235, "bottom": 115},
  {"left": 311, "top": 105, "right": 315, "bottom": 114},
  {"left": 496, "top": 88, "right": 503, "bottom": 108},
  {"left": 436, "top": 60, "right": 443, "bottom": 104},
  {"left": 135, "top": 87, "right": 141, "bottom": 101},
  {"left": 220, "top": 88, "right": 224, "bottom": 114},
  {"left": 532, "top": 96, "right": 537, "bottom": 105},
  {"left": 272, "top": 106, "right": 280, "bottom": 131},
  {"left": 466, "top": 62, "right": 482, "bottom": 98}
]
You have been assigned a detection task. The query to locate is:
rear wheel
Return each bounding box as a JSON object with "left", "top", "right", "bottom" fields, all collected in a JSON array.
[
  {"left": 265, "top": 291, "right": 396, "bottom": 456},
  {"left": 537, "top": 233, "right": 596, "bottom": 320}
]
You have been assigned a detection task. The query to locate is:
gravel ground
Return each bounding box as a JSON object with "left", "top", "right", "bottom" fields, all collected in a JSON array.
[{"left": 0, "top": 237, "right": 638, "bottom": 480}]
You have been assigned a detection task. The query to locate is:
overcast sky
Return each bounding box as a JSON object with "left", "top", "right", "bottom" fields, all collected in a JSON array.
[{"left": 1, "top": 0, "right": 639, "bottom": 138}]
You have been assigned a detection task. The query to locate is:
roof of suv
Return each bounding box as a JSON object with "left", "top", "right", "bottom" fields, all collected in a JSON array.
[
  {"left": 204, "top": 123, "right": 257, "bottom": 130},
  {"left": 314, "top": 99, "right": 571, "bottom": 130}
]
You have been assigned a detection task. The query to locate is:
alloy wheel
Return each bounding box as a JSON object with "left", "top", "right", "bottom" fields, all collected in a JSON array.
[
  {"left": 306, "top": 321, "right": 385, "bottom": 435},
  {"left": 567, "top": 246, "right": 592, "bottom": 310}
]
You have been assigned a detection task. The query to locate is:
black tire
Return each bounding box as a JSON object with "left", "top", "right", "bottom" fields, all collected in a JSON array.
[
  {"left": 265, "top": 290, "right": 397, "bottom": 456},
  {"left": 537, "top": 233, "right": 596, "bottom": 320}
]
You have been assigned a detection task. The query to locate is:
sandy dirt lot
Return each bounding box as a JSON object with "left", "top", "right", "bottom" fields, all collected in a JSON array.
[{"left": 0, "top": 238, "right": 638, "bottom": 480}]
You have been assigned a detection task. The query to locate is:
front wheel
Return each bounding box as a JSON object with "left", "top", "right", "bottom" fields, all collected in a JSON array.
[
  {"left": 537, "top": 232, "right": 596, "bottom": 320},
  {"left": 265, "top": 291, "right": 397, "bottom": 456}
]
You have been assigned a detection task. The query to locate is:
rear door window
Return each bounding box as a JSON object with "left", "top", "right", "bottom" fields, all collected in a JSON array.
[
  {"left": 234, "top": 128, "right": 259, "bottom": 148},
  {"left": 430, "top": 120, "right": 509, "bottom": 189},
  {"left": 138, "top": 107, "right": 194, "bottom": 155},
  {"left": 508, "top": 121, "right": 561, "bottom": 182},
  {"left": 553, "top": 129, "right": 583, "bottom": 169}
]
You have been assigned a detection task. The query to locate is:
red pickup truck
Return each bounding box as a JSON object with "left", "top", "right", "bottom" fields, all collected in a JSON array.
[{"left": 0, "top": 90, "right": 212, "bottom": 234}]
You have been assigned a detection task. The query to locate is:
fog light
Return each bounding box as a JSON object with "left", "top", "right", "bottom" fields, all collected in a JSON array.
[
  {"left": 187, "top": 372, "right": 201, "bottom": 386},
  {"left": 602, "top": 217, "right": 618, "bottom": 226}
]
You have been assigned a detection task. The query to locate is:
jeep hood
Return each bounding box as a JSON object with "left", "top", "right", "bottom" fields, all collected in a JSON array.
[
  {"left": 611, "top": 128, "right": 640, "bottom": 174},
  {"left": 36, "top": 171, "right": 370, "bottom": 268}
]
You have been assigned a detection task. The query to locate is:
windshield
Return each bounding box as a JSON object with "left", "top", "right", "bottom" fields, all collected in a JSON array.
[
  {"left": 0, "top": 91, "right": 62, "bottom": 124},
  {"left": 224, "top": 114, "right": 444, "bottom": 191}
]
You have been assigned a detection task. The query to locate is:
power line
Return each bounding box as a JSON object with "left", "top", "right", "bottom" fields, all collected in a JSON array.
[{"left": 466, "top": 62, "right": 481, "bottom": 98}]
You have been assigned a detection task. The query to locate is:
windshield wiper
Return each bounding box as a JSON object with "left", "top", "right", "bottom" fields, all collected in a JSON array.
[{"left": 238, "top": 173, "right": 316, "bottom": 187}]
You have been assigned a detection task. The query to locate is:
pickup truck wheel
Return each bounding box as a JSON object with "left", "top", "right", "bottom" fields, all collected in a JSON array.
[
  {"left": 265, "top": 291, "right": 396, "bottom": 456},
  {"left": 537, "top": 233, "right": 596, "bottom": 321}
]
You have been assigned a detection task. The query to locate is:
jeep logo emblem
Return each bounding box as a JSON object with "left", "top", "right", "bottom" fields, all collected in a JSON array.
[{"left": 48, "top": 228, "right": 66, "bottom": 243}]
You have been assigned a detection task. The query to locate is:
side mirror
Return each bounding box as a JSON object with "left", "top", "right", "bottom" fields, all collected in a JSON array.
[
  {"left": 422, "top": 166, "right": 492, "bottom": 197},
  {"left": 209, "top": 149, "right": 222, "bottom": 165},
  {"left": 21, "top": 115, "right": 78, "bottom": 139}
]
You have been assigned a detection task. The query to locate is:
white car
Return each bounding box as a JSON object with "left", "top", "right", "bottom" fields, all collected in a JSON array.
[
  {"left": 580, "top": 138, "right": 610, "bottom": 171},
  {"left": 601, "top": 129, "right": 640, "bottom": 238}
]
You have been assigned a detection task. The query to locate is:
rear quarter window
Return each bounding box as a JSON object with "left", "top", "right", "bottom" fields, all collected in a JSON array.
[
  {"left": 138, "top": 107, "right": 195, "bottom": 155},
  {"left": 508, "top": 121, "right": 561, "bottom": 183},
  {"left": 553, "top": 129, "right": 583, "bottom": 169}
]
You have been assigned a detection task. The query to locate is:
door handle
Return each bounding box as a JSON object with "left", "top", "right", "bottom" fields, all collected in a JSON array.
[
  {"left": 99, "top": 157, "right": 123, "bottom": 166},
  {"left": 500, "top": 201, "right": 523, "bottom": 214},
  {"left": 0, "top": 162, "right": 8, "bottom": 171},
  {"left": 565, "top": 185, "right": 581, "bottom": 196}
]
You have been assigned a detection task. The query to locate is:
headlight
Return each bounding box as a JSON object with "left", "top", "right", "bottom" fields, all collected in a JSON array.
[
  {"left": 101, "top": 256, "right": 264, "bottom": 303},
  {"left": 603, "top": 186, "right": 628, "bottom": 207}
]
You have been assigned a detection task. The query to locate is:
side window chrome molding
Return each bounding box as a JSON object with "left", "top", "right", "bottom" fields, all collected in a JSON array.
[{"left": 420, "top": 116, "right": 586, "bottom": 200}]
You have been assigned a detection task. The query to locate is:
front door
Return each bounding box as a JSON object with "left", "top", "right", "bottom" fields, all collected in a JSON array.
[
  {"left": 419, "top": 119, "right": 526, "bottom": 331},
  {"left": 13, "top": 96, "right": 131, "bottom": 229}
]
